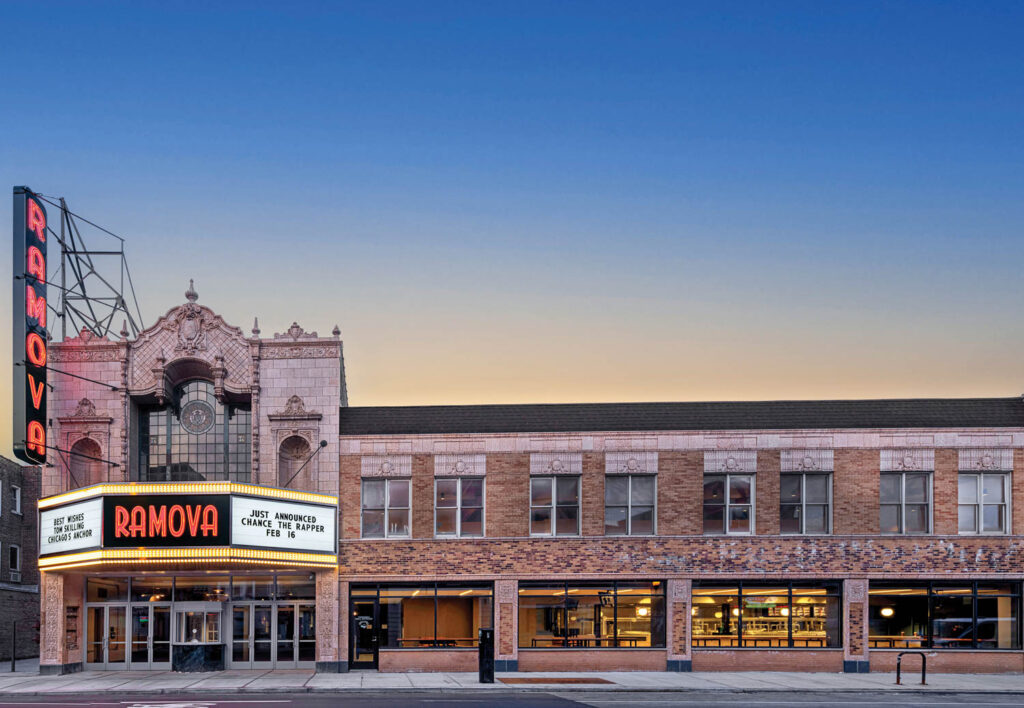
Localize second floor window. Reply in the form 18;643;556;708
880;472;931;534
435;477;484;537
703;474;753;534
958;473;1009;534
530;476;580;536
605;475;655;535
780;473;831;534
11;485;21;514
9;544;20;573
362;479;411;538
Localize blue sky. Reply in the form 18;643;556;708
2;1;1023;454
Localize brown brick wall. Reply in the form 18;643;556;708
340;455;361;539
848;602;865;656
379;649;477;672
518;649;664;672
486;454;529;537
581;453;605;537
658;452;702;535
933;448;959;535
757;450;781;535
338;535;1024;577
834;450;879;534
694;650;843;672
499;603;514;655
0;590;39;660
412;454;434;539
870;650;1023;674
672;601;687;655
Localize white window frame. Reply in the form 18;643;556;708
780;472;832;535
434;477;485;538
958;472;1010;535
9;544;20;573
879;471;933;534
360;478;411;538
529;476;581;537
703;473;755;535
12;485;21;515
604;474;657;536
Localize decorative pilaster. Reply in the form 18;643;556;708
666;579;692;671
843;579;869;673
495;579;518;671
315;569;341;672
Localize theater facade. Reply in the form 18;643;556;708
36;286;1024;674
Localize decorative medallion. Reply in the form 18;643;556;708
181;400;216;435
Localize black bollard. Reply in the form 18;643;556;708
478;628;494;683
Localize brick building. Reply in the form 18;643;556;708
35;286;1023;674
0;455;40;661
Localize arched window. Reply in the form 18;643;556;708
139;380;251;482
279;435;312;489
69;438;104;489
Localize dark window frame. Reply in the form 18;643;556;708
691;579;843;649
869;581;1022;650
518;580;667;649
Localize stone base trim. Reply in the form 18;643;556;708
666;659;692;672
495;659;518;672
843;660;870;673
316;660;347;673
39;662;82;676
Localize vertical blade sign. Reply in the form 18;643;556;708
12;186;47;465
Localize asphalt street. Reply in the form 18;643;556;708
1;692;1024;708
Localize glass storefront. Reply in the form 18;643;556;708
84;573;316;670
518;581;666;648
692;581;842;648
349;583;494;670
869;582;1021;649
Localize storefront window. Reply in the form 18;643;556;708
354;583;494;649
276;575;316;600
176;610;220;643
131;577;171;603
519;581;665;648
174;577;230;602
870;582;1020;649
87;577;129;602
692;581;841;648
231;576;274;601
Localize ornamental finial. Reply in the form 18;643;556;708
185;279;198;302
252;317;261;336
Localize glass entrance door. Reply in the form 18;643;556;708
86;605;128;670
228;602;316;668
129;605;172;670
350;600;378;669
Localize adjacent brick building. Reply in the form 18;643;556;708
0;455;40;661
34;286;1024;674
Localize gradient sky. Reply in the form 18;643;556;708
2;1;1023;456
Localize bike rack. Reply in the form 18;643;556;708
895;651;926;685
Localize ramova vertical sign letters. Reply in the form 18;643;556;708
12;186;48;465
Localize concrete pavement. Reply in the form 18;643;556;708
0;667;1021;695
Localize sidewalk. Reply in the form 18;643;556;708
0;668;1021;695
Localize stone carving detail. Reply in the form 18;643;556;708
959;449;1013;471
50;345;121;363
361;455;413;478
435;454;486;476
846;579;867;603
495;580;517;604
530;453;582;476
781;449;834;473
274;322;319;340
268;395;322;421
704;450;756;474
605;451;658;475
62;327;110;345
261;345;336;359
881;449;934;472
129;287;251;393
72;398;97;417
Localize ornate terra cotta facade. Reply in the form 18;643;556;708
35;284;1024;676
